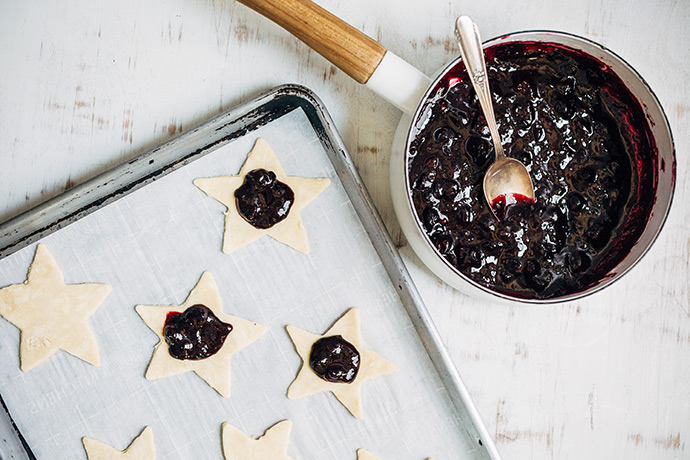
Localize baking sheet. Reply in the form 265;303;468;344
0;102;482;459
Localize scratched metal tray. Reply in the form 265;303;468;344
0;85;501;460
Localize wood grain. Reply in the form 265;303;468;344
237;0;386;84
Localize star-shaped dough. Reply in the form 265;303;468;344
286;308;398;419
357;449;432;460
357;449;381;460
135;271;267;397
0;244;111;371
82;426;155;460
194;138;330;254
221;420;293;460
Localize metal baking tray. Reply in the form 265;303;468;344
0;85;501;460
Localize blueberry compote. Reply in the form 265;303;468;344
407;42;657;299
309;335;360;383
163;304;233;360
235;168;294;229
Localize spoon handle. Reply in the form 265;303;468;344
455;16;505;160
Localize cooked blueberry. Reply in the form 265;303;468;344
424;155;441;170
456;246;481;269
532;123;546;142
513;104;533;129
566;250;592;274
465;136;492;167
585;222;612;250
422;206;447;232
453;204;472;226
434;178;460;201
432;233;455;254
413;170;437;190
514;150;532;166
523;258;541;276
433;127;455;143
578;166;597;186
554;97;578;118
503;257;523;275
567;193;587;212
525;269;553;292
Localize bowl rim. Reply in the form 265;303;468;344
402;29;677;304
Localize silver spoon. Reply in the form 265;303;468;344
454;16;535;218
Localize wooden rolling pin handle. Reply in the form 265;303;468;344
236;0;387;84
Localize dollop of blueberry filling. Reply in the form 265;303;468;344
309;335;360;383
163;304;233;360
235;168;294;229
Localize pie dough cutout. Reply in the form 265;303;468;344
135;271;267;397
194;138;330;254
0;244;111;371
221;420;293;460
357;449;432;460
357;449;381;460
82;426;155;460
286;308;399;419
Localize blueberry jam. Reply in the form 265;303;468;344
309;335;360;383
235;168;294;229
163;304;233;360
407;42;657;299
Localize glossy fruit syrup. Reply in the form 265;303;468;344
407;41;657;299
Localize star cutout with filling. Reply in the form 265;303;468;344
82;426;155;460
357;449;432;460
135;271;267;397
221;420;293;460
194;138;330;254
286;308;398;419
0;244;111;371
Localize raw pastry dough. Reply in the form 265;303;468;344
357;449;381;460
0;243;111;371
82;426;155;460
286;308;398;419
194;138;330;254
135;271;266;397
221;420;293;460
357;449;432;460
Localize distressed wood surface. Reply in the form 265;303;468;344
0;0;688;459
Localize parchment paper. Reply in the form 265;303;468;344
0;108;476;459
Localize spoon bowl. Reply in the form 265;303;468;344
483;157;536;217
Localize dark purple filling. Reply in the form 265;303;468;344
407;41;657;299
309;335;360;383
235;168;294;229
163;304;233;360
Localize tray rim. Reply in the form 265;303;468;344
0;84;502;460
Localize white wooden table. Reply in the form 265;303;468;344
1;1;688;459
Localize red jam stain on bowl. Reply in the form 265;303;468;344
407;41;658;299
